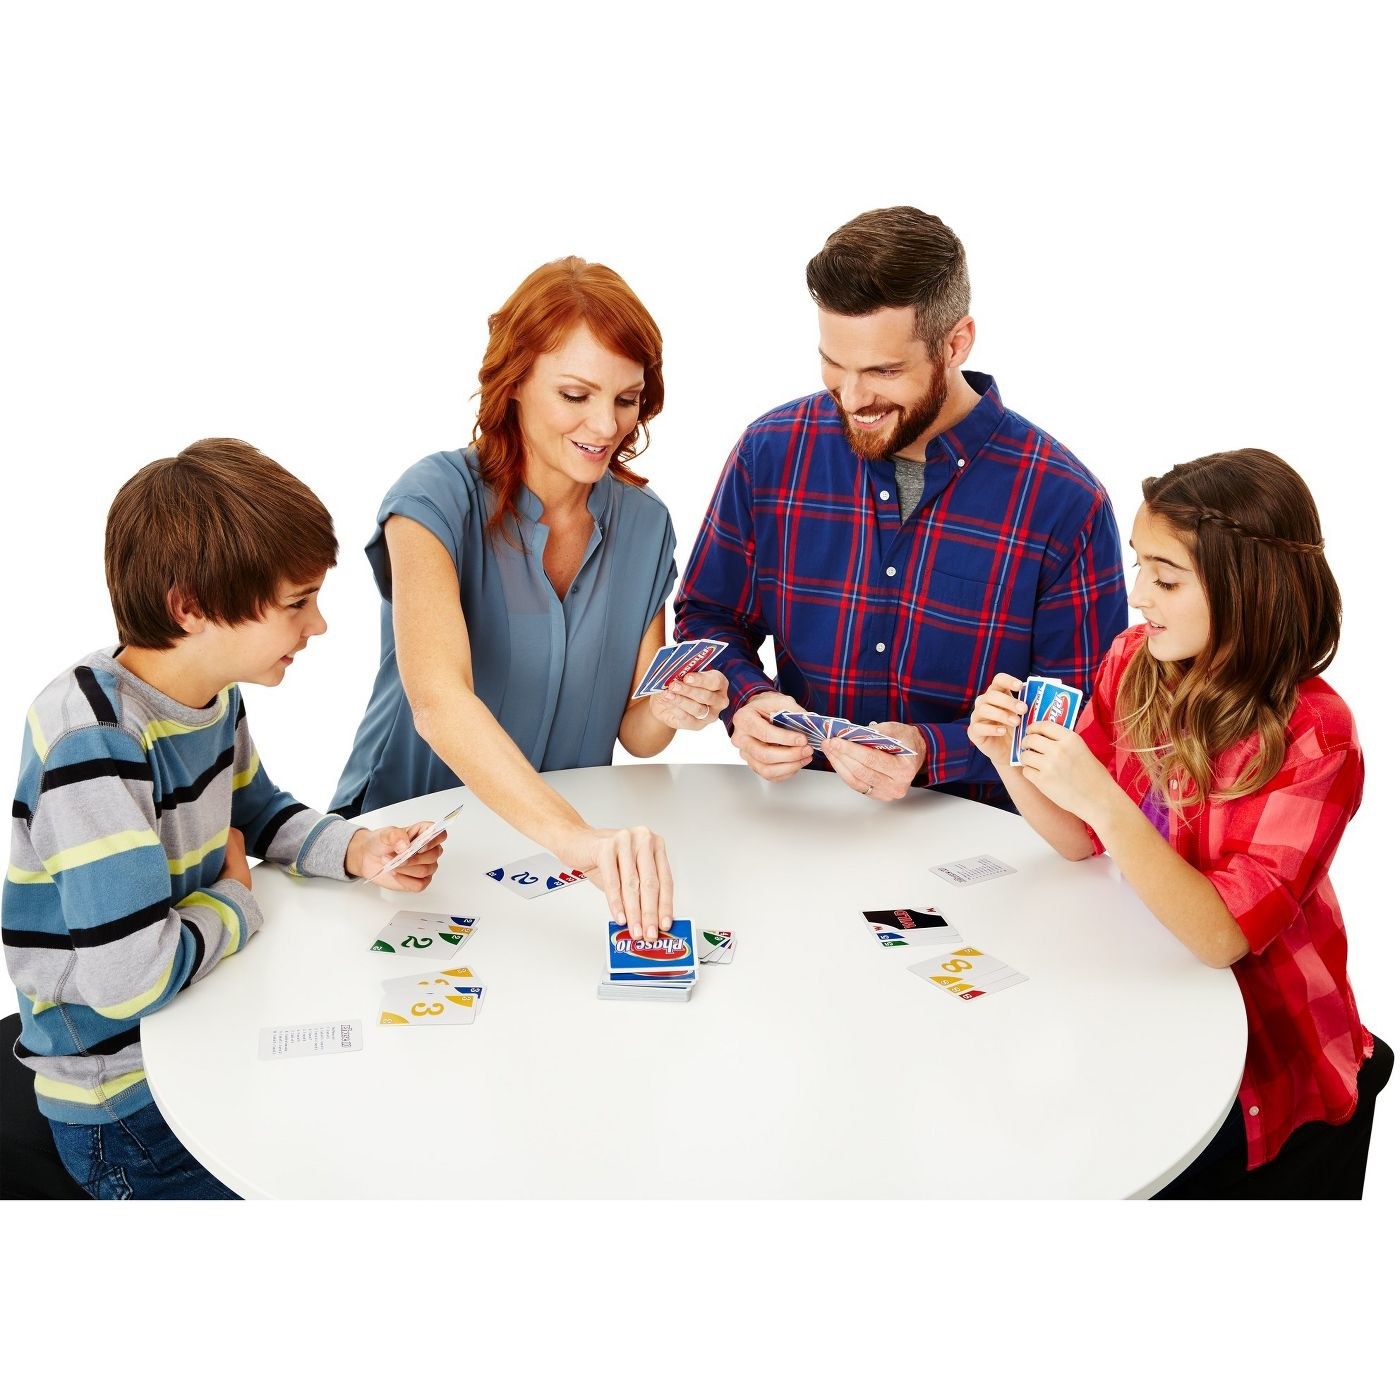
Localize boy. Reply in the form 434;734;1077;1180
3;438;445;1199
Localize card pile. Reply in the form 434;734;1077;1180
370;910;478;957
359;803;462;884
485;852;588;897
598;919;698;1002
1009;677;1084;766
861;906;961;950
771;711;916;756
379;968;485;1025
907;946;1028;1000
631;638;729;699
698;929;735;964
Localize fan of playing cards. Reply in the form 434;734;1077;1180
1009;676;1083;765
771;710;917;756
631;638;728;698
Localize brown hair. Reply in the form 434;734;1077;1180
1117;448;1340;808
805;206;971;353
472;257;664;538
105;437;339;649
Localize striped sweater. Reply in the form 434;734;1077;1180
3;648;355;1124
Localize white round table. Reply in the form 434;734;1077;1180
141;763;1246;1198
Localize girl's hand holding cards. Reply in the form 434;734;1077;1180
967;673;1029;769
1013;721;1118;821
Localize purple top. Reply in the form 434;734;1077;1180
1140;784;1171;840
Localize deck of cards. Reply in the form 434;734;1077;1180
379;968;485;1025
598;919;698;1002
771;711;916;756
1010;676;1084;765
631;638;729;699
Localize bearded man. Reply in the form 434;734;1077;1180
674;206;1127;808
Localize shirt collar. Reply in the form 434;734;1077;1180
919;370;1004;470
517;471;615;526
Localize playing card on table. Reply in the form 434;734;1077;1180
485;852;588;898
258;1020;363;1060
908;946;1028;1000
698;929;735;964
631;638;729;698
930;854;1017;886
358;803;462;883
860;906;962;949
382;970;485;1002
378;978;482;1026
1010;677;1083;766
369;910;479;957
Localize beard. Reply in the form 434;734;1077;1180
838;356;949;460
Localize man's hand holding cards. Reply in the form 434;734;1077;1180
817;717;927;801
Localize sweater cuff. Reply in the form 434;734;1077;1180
293;814;358;881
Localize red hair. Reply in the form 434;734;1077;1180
472;257;665;538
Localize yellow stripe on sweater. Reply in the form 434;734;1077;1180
231;749;261;791
178;890;243;957
7;863;53;885
166;828;230;876
94;957;176;1019
139;688;229;747
27;706;51;762
40;828;162;877
34;1068;148;1106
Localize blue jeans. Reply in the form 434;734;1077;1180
49;1099;241;1200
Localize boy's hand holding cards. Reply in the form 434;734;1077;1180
631;638;728;698
356;803;462;884
1010;677;1083;766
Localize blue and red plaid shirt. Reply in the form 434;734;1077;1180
674;373;1128;807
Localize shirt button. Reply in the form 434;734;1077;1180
879;490;890;501
875;642;886;653
957;457;966;468
885;566;896;577
1248;1106;1260;1117
571;585;580;594
1169;779;1178;790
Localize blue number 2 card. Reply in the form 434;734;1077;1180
485;851;589;898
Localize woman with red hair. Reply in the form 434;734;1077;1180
333;258;723;939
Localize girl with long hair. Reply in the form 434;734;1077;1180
970;449;1386;1196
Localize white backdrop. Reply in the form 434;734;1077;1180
2;0;1392;1383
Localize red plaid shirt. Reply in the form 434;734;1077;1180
1079;626;1372;1169
675;375;1127;807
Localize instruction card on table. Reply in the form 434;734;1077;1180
258;1020;364;1060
